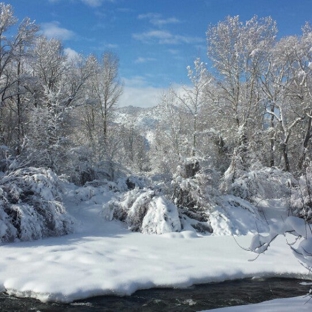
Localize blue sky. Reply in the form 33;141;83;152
6;0;312;107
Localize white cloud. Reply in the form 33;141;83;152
64;47;80;60
122;76;149;88
138;13;161;20
173;35;204;44
41;21;75;41
133;30;172;43
81;0;114;7
118;76;166;108
168;49;179;55
133;30;204;45
134;57;156;64
152;17;180;27
118;78;188;108
81;0;102;7
106;43;118;49
49;0;114;7
119;86;164;108
135;13;201;45
89;41;119;52
138;13;180;27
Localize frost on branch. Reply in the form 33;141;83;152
0;167;76;243
103;188;181;235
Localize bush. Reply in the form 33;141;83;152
0;167;76;243
103;188;181;234
222;167;294;201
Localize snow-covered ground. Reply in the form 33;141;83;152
0;183;311;310
202;295;312;312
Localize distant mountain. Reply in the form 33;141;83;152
114;104;184;146
117;105;145;116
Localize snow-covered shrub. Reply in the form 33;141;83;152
141;196;181;234
103;188;181;234
172;159;218;218
290;162;312;221
221;167;295;201
0;167;76;243
116;175;151;192
209;195;269;235
64;146;97;185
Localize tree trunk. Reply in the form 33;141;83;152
16;60;22;155
269;105;275;167
281;142;290;172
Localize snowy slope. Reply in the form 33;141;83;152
0;184;310;303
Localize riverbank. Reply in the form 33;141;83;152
0;213;310;303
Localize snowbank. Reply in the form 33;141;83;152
202;296;312;311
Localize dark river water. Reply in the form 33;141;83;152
0;278;310;312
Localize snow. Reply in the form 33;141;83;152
210;195;269;235
0;224;309;304
0;181;311;310
201;296;312;312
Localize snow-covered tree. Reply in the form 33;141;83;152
78;52;123;180
206;16;277;169
85;53;123;144
0;4;38;158
173;58;210;157
22;38;93;177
